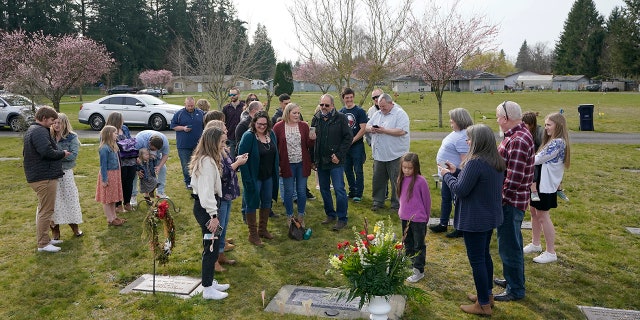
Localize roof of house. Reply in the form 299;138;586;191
553;75;588;81
454;70;503;80
516;75;553;81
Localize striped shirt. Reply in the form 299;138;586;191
498;122;534;211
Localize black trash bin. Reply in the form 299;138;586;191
578;104;594;131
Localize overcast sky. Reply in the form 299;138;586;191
234;0;625;64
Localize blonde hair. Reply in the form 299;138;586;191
99;125;118;152
196;99;210;112
138;148;150;162
106;112;124;129
189;127;225;177
282;103;300;123
51;113;75;139
542;112;571;169
204;120;226;131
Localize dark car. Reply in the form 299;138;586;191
585;84;601;92
107;85;138;94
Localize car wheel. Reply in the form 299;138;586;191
149;114;167;131
89;114;105;131
8;115;27;132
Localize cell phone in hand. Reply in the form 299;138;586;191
309;127;316;134
372;125;380;128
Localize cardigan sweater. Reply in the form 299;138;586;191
272;121;313;178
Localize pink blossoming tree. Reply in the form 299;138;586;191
0;30;113;111
293;60;335;94
139;69;173;96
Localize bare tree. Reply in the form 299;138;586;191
189;18;259;110
405;0;498;127
166;36;188;81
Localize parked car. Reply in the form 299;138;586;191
0;93;42;131
78;94;183;131
107;85;138;94
586;84;601;92
138;88;169;97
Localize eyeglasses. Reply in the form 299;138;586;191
228;93;237;97
319;103;331;107
371;95;380;101
247;98;258;102
501;101;509;120
256;122;268;127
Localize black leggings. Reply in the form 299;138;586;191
117;165;137;206
193;197;221;287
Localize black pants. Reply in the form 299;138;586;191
402;220;427;273
193;198;220;287
117;165;137;206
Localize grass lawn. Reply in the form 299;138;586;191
0;90;639;319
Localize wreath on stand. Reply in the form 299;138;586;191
142;198;179;265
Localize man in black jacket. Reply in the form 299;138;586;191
23;106;70;253
311;94;353;230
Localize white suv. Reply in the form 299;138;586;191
0;92;41;131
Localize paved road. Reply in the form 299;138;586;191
1;128;638;144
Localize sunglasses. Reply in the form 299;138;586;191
228;93;238;97
319;103;331;107
371;95;380;101
501;101;509;120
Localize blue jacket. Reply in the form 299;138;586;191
238;130;279;209
443;158;504;232
99;145;120;182
58;133;80;171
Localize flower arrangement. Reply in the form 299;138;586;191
328;219;413;308
142;199;176;265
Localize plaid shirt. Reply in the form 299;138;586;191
498;122;534;211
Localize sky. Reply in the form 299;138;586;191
234;0;626;64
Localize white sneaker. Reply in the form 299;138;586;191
211;279;230;292
523;243;542;254
38;244;61;252
533;251;557;264
406;268;425;283
202;286;228;300
49;239;63;245
130;197;138;206
156;194;170;199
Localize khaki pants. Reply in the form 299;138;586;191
30;179;57;247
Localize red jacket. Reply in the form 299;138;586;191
273;121;314;178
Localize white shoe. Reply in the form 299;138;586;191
523;243;542;254
531;192;541;201
533;251;557;264
130;197;138;206
156;194;170;199
38;244;61;252
406;268;424;283
211;279;230;292
50;239;64;245
202;286;228;300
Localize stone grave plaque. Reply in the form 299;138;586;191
626;227;640;235
579;306;640;320
522;221;532;230
0;157;20;161
428;217;453;226
265;285;405;319
120;274;202;299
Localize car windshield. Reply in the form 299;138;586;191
1;94;34;106
137;95;168;105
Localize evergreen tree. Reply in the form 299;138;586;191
250;24;277;81
553;0;605;77
602;3;640;78
515;40;532;71
0;0;76;35
273;62;293;96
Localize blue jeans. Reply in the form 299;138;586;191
497;205;525;299
131;163;166;196
226;139;237;159
283;162;307;217
247;177;273;212
345;142;365;198
402;220;426;273
317;166;348;222
177;148;194;187
439;179;454;226
217;199;232;253
464;229;495;305
280;177;297;201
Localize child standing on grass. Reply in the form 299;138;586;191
95;125;126;226
137;148;159;205
396;152;431;283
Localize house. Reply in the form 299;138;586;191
552;75;590;91
391;75;431;93
504;71;541;89
171;75;252;93
515;74;553;90
449;70;504;92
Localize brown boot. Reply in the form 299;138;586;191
224;242;235;252
69;224;83;237
258;208;274;239
246;212;263;246
460;301;492;316
467;293;495;307
218;252;236;265
215;261;226;272
50;224;60;240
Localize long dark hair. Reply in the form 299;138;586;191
396;152;422;201
462;124;506;172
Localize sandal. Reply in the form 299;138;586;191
108;218;126;226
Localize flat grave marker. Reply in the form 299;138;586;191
120;274;202;299
579;305;640;320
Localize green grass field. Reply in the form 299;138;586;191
0;91;638;319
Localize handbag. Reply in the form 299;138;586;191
117;137;138;158
288;217;305;241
